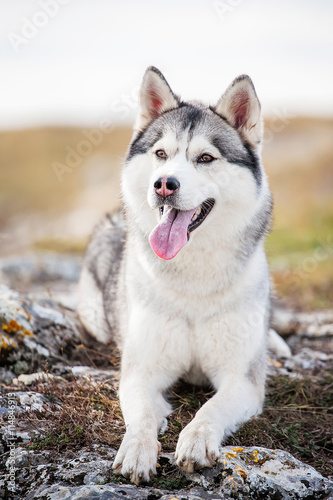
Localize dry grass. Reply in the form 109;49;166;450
13;369;332;478
263;117;333;309
0;126;131;224
23;377;124;452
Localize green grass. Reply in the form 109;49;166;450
266;207;333;310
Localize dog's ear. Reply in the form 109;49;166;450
214;75;262;147
135;66;179;132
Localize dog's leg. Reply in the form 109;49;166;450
112;338;174;484
175;373;264;472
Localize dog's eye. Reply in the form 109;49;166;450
198;154;214;163
156;150;167;159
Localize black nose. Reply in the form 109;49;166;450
154;177;180;197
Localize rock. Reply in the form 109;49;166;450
2;423;41;444
13;372;67;386
0;390;60;419
13;372;53;386
71;365;118;382
26;483;220;499
273;308;333;338
11;446;333;499
0;253;81;288
267;346;333;377
26;484;166;500
11;391;53;412
0;367;15;385
0;284;82;371
192;446;333;499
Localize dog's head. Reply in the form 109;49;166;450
122;67;271;261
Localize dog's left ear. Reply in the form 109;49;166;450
135;66;179;132
215;75;262;147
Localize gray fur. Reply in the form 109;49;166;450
84;211;125;336
128;103;261;184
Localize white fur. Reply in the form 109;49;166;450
113;123;270;483
77;267;110;344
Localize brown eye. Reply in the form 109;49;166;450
156;150;167;159
198;154;214;163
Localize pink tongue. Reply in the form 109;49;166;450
149;207;198;260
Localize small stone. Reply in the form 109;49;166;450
0;367;15;384
83;472;108;485
13;373;54;386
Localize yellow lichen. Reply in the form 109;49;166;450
21;329;34;337
1;318;33;344
235;466;247;480
0;333;17;350
2;319;22;333
226;476;235;487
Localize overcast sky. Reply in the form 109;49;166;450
1;0;333;129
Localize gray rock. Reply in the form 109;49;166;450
13;372;66;386
273;308;333;338
268;346;333;377
0;367;15;384
56;455;113;485
0;285;82;371
12;391;51;412
192;446;333;498
26;483;164;500
4;445;333;499
26;483;225;499
0;253;81;288
71;365;118;382
0;390;56;423
2;423;41;444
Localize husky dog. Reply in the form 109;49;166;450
78;67;289;485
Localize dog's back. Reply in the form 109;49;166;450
77;211;125;345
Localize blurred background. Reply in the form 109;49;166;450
0;0;332;310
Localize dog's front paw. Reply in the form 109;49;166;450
175;420;221;473
113;432;160;485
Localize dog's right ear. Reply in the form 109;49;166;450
134;67;179;132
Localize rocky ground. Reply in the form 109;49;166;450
0;253;332;500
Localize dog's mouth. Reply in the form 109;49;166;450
149;198;215;260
